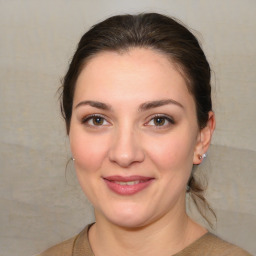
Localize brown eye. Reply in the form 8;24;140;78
146;115;175;128
82;115;110;127
153;117;166;126
92;116;104;126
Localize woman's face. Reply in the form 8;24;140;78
69;48;203;228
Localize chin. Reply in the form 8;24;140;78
108;215;150;229
99;203;155;229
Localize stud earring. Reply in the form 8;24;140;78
71;157;75;161
198;153;207;160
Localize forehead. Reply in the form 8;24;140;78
81;48;183;79
74;48;194;110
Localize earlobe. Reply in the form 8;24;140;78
193;111;215;165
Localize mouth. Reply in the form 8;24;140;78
111;180;141;185
103;175;154;195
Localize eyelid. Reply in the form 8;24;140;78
81;114;111;126
145;114;175;127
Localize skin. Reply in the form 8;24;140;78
69;48;215;256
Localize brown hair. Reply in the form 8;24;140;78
60;13;215;227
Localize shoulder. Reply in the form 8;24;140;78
201;233;252;255
37;224;92;256
37;236;77;256
176;232;252;256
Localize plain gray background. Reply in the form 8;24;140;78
0;1;255;255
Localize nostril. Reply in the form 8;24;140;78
108;146;145;167
108;131;145;167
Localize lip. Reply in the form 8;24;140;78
103;175;154;195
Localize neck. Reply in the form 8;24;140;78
89;199;206;256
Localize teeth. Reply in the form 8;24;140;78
114;180;140;185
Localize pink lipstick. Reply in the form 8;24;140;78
103;175;154;195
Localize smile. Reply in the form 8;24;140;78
113;180;141;185
103;176;154;195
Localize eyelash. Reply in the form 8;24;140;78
145;114;175;128
81;114;110;127
81;114;175;128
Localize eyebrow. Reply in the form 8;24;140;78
138;99;184;111
75;100;111;110
75;99;183;111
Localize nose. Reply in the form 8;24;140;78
108;127;145;168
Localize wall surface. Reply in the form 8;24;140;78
0;1;255;255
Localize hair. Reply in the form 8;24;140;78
60;13;215;227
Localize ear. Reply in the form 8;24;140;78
193;111;216;164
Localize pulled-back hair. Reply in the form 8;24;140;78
60;13;215;227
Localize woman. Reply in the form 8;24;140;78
39;13;251;256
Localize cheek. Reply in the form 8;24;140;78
145;131;196;172
69;128;109;172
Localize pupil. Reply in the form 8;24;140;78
154;117;165;126
93;117;103;125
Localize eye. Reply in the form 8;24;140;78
82;114;110;127
146;115;174;127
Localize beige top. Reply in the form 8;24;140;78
38;224;252;256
